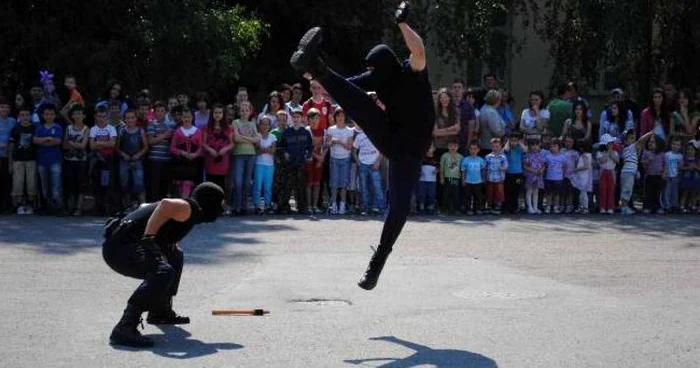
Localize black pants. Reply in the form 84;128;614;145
643;175;665;211
148;161;171;201
102;224;183;312
443;179;461;214
504;173;523;213
319;68;424;252
463;183;484;212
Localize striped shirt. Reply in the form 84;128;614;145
621;144;639;173
147;120;176;162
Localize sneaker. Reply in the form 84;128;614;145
606;209;614;215
16;206;25;215
643;209;651;214
73;209;83;217
329;203;338;215
313;207;323;214
265;207;276;215
544;206;551;214
289;27;329;78
24;206;34;215
338;202;346;215
535;209;543;214
553;206;562;214
306;207;314;215
656;209;665;215
527;208;537;215
467;210;475;216
254;208;264;215
621;207;634;215
580;208;589;215
600;209;606;215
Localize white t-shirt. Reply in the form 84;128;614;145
89;124;118;140
353;132;379;165
325;125;354;159
520;108;551;130
255;134;277;166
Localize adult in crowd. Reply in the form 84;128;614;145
519;90;549;141
193;91;210;129
450;79;476;153
546;84;572;138
640;88;672;143
479;90;505;156
497;89;515;135
562;101;592;144
600;101;634;143
672;88;699;141
95;81;129;117
475;73;499;109
433;88;460;159
566;82;592;119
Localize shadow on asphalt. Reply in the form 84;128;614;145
0;216;297;264
344;336;498;368
111;325;243;359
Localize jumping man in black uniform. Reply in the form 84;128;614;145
290;1;435;290
102;182;225;347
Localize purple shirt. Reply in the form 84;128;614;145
563;149;580;179
642;150;665;176
545;152;567;181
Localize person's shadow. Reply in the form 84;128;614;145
344;336;498;368
112;325;243;359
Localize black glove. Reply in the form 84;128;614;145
395;1;411;24
140;235;165;263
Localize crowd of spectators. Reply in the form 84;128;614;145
0;72;699;217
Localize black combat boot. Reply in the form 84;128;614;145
109;305;154;347
358;246;392;291
146;298;190;325
289;27;329;79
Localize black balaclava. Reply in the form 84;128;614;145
189;182;225;223
365;44;402;96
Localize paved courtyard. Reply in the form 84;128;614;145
1;214;698;367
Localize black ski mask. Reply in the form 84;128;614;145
189;182;225;223
365;44;402;96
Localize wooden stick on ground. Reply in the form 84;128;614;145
212;309;270;316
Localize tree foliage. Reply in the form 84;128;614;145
0;0;267;102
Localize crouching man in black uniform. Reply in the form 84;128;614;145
103;182;225;347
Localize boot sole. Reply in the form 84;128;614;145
358;280;377;290
109;337;155;348
146;319;190;325
290;27;322;72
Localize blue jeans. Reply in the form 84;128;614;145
664;176;680;209
330;157;351;189
253;164;275;209
119;160;145;194
38;163;62;204
233;154;256;210
359;163;385;210
416;181;437;209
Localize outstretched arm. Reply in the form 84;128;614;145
399;23;426;72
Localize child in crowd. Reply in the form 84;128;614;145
572;141;593;214
108;100;124;128
279;108;313;213
62;105;89;215
417;144;439;214
136;104;152;127
544;138;567;214
562;136;580;213
90;106;119;215
440;138;464;215
272;109;291;213
325;108;354;215
0;98;16;212
64;75;85;106
33;104;64;212
597;134;620;214
679;142;698;213
503;133;526;213
524;139;545;214
354;124;385;215
170;107;203;198
232;101;259;215
203;103;234;204
663;136;684;213
485;138;508;214
147;102;176;201
305;108;324;214
117;109;148;210
252;115;277;214
619;130;653;215
8;106;36;214
642;136;666;214
461;141;486;215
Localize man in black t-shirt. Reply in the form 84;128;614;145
290;1;434;290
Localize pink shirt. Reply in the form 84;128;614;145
170;126;204;158
204;125;233;176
